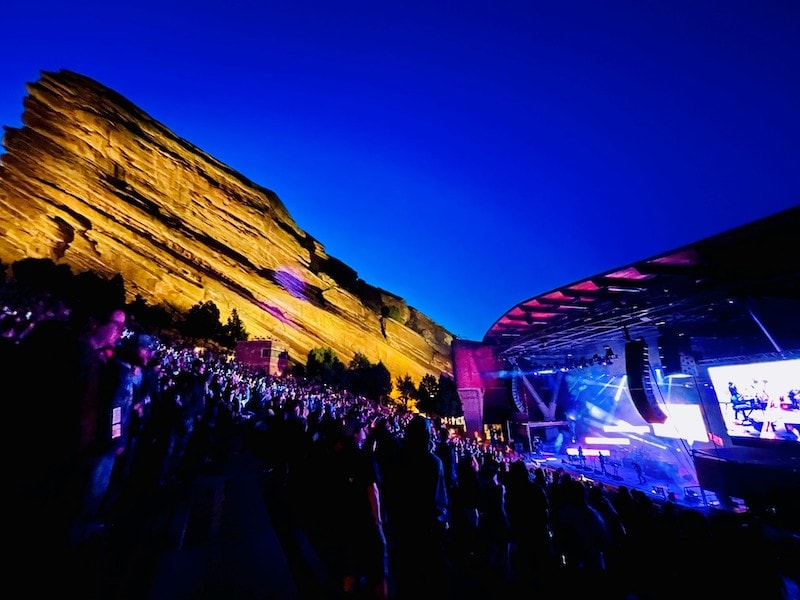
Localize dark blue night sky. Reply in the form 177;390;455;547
2;0;797;341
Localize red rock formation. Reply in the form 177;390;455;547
0;70;453;383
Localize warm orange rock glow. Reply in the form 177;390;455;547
0;70;453;383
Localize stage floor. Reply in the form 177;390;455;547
523;452;733;512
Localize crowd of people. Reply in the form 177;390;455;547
2;285;795;599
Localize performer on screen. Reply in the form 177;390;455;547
729;381;751;421
760;395;783;439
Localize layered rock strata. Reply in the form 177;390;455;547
0;70;453;383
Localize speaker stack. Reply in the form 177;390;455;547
625;338;668;424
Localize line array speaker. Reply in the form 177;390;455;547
625;338;668;424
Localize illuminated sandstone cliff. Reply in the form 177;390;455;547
0;69;453;383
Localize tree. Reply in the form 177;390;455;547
380;304;403;322
181;300;223;341
221;308;248;347
290;362;306;379
126;294;178;331
434;374;463;418
306;346;345;386
68;270;126;318
348;352;372;371
12;257;72;295
346;353;393;401
395;374;417;409
416;373;439;415
369;361;393;402
346;352;373;396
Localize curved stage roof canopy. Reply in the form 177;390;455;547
484;206;800;368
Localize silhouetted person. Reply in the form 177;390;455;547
476;457;510;585
389;415;449;597
552;479;610;595
434;422;457;496
316;411;388;599
114;334;163;504
504;459;552;592
169;358;210;482
85;330;143;527
366;415;403;550
7;303;126;593
450;453;481;569
588;484;627;596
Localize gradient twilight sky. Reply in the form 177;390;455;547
1;1;798;342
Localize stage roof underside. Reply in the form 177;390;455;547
483;206;800;365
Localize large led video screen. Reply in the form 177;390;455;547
706;358;800;444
